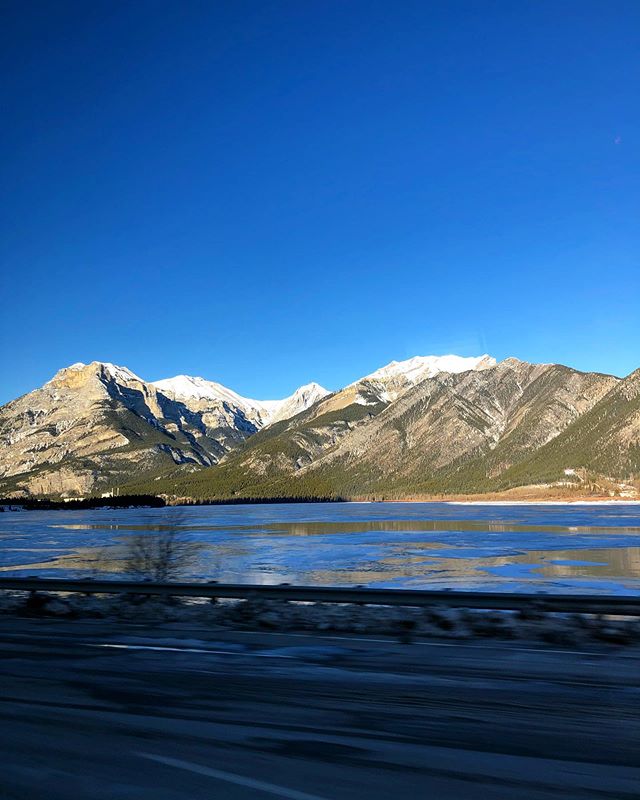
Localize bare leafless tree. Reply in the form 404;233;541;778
123;511;198;582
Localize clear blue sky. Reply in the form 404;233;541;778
1;0;638;404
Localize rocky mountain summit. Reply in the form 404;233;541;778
1;354;638;499
350;354;497;403
0;362;327;496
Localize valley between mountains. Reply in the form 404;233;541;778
1;355;639;501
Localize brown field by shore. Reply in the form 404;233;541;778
347;483;639;504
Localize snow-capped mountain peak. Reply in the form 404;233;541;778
152;375;256;408
266;382;330;424
349;354;496;404
152;375;329;427
365;354;496;385
100;362;145;384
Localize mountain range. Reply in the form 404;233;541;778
1;354;638;500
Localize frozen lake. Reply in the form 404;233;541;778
1;502;640;594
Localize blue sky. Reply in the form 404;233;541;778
1;0;638;404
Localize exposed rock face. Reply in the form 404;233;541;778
0;362;327;496
0;362;218;495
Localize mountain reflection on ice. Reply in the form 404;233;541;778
1;502;640;594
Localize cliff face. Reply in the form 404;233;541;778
0;362;263;496
0;364;198;495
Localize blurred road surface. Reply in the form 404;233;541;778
1;618;639;799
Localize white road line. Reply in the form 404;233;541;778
137;752;332;800
88;643;292;658
86;637;610;658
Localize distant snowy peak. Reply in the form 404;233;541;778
290;382;330;403
364;354;496;384
152;375;256;409
351;354;497;404
268;382;330;424
152;375;329;427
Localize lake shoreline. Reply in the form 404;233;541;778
3;489;638;511
171;495;640;507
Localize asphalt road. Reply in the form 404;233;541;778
1;617;639;799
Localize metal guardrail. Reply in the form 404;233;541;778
0;577;639;615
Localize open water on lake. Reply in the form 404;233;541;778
1;502;640;593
